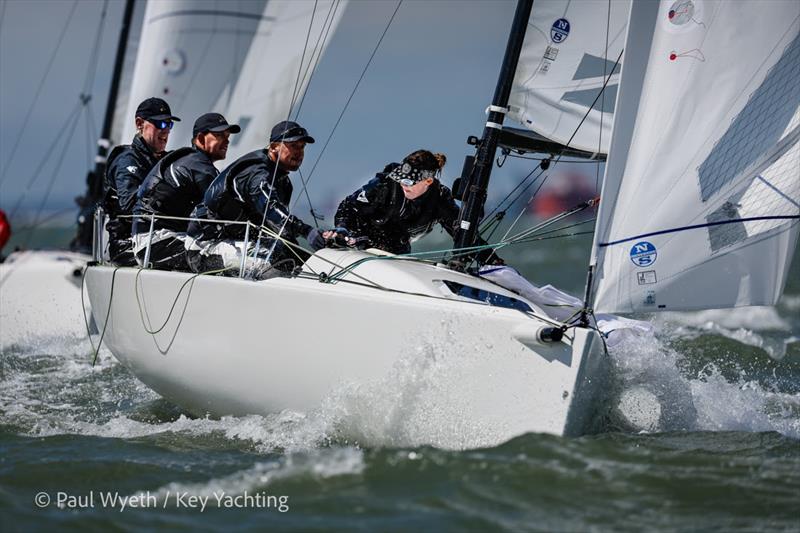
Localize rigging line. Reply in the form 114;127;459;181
12;207;77;233
87;106;99;159
483;49;624;242
480;164;546;229
292;0;339;118
599;215;800;247
303;0;403;186
0;0;80;186
6;101;83;219
480;164;546;232
288;0;319;116
596;0;611;196
288;0;343;221
258;0;325;266
293;0;341;121
506;216;596;245
81;0;109;94
296;169;320;230
514;230;595;244
23;106;85;248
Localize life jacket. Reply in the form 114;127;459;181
134;147;198;233
204;149;273;236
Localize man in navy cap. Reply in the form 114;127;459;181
131;112;241;270
102;97;180;265
186;120;336;277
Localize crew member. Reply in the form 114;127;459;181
186;120;335;278
132;113;240;270
102;97;180;265
335;149;503;265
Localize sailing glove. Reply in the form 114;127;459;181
306;228;327;251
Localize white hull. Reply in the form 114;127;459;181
85;249;608;440
0;250;92;349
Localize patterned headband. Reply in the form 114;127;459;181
387;162;436;185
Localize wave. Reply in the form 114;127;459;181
2;317;799;455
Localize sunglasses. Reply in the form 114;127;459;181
400;177;433;187
147;119;174;130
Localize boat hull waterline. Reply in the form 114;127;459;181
85;249;608;442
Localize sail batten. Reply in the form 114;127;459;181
590;0;800;314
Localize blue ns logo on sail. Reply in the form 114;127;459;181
630;242;658;267
550;19;570;43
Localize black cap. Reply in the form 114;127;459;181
192;112;241;138
135;97;181;121
269;120;315;143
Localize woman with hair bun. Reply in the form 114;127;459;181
334;149;502;264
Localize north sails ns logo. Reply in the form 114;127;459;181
629;241;657;267
550;18;570;43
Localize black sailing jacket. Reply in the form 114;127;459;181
103;135;160;217
335;171;461;254
188;148;311;242
132;146;218;234
335;169;501;264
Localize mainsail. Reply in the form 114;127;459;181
507;0;630;155
591;0;800;313
122;0;345;160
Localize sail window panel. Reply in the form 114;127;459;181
572;53;622;81
705;197;747;253
697;33;800;202
560;84;618;114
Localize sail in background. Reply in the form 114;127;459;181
508;0;630;154
591;0;800;313
121;0;345;162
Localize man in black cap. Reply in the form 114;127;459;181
102;97;180;265
185;120;336;277
131;113;240;270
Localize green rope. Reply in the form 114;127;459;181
134;266;232;336
79;265;122;367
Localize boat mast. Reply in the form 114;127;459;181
72;0;136;252
452;0;534;266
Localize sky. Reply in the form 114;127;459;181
0;0;593;229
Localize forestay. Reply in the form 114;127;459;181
122;0;345;160
591;0;800;313
508;0;630;154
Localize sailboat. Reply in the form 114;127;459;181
83;0;799;443
0;0;344;348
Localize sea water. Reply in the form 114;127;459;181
1;232;798;531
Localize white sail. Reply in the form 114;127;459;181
591;0;800;313
219;0;346;162
508;0;630;154
123;0;345;157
